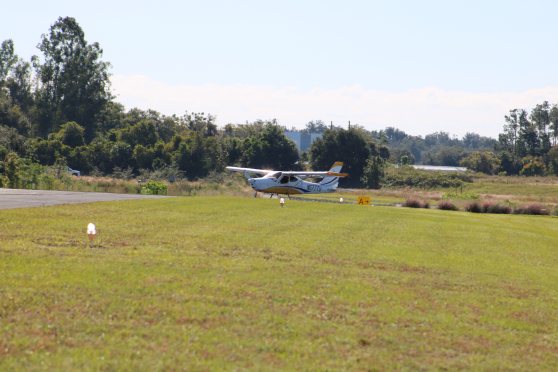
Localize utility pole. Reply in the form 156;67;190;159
349;121;351;130
330;121;333;130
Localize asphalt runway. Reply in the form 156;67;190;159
0;189;171;210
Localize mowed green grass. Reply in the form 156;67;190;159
463;182;558;198
450;177;558;199
2;197;558;371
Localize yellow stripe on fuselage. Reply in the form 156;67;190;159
260;187;304;195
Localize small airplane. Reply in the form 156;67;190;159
226;162;353;198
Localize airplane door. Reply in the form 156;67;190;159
289;176;302;194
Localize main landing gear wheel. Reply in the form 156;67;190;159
254;191;258;198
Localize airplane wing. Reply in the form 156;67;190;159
282;171;349;177
226;167;348;177
226;166;272;175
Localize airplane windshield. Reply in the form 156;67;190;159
267;172;282;180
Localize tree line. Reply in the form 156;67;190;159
290;120;498;168
494;102;558;175
296;105;558;177
0;17;304;181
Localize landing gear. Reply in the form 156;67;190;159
270;194;273;199
254;191;258;198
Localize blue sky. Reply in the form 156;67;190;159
2;0;558;136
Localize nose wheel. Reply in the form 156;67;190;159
254;191;258;198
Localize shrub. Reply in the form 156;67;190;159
514;203;549;215
442;192;479;200
459;151;501;174
481;201;494;213
382;168;472;189
437;200;458;211
403;197;428;208
475;201;512;214
465;201;482;213
519;156;546;177
142;180;168;195
487;204;512;214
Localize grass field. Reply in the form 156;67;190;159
461;177;558;200
26;172;558;208
292;176;558;207
2;197;558;371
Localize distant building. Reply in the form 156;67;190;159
411;165;467;173
284;132;323;152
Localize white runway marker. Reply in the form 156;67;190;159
87;223;96;248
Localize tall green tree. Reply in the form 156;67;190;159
460;151;500;174
6;59;34;115
33;17;112;140
516;109;537;157
235;125;299;170
301;120;328;134
530;102;551;136
183;112;218;137
361;155;386;189
54;121;85;148
310;128;385;186
503;109;520;154
0;39;18;86
530;101;551;155
549;104;558;146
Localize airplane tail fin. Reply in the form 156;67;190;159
320;162;343;187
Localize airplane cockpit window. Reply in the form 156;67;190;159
279;176;289;184
289;176;299;182
267;172;282;180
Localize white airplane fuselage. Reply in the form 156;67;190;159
249;173;339;195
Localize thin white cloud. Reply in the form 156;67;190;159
111;75;558;138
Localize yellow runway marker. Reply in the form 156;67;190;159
358;196;370;205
